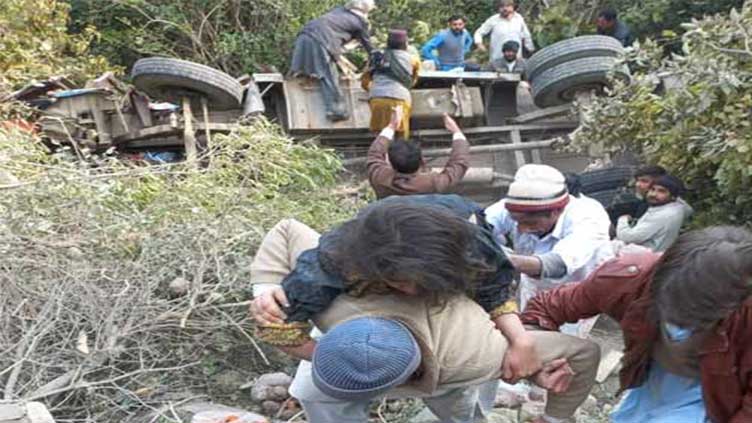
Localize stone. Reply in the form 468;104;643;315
269;385;289;401
25;402;55;423
0;404;25;421
169;277;190;296
581;395;598;414
257;372;292;387
192;410;268;423
518;401;546;422
486;408;518;423
251;385;270;402
261;400;280;415
277;400;302;420
494;387;527;408
596;350;624;383
409;407;439;423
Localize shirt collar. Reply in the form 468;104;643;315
549;196;573;240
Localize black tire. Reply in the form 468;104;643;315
532;57;630;108
131;58;243;110
578;166;634;194
527;35;624;82
586;188;621;208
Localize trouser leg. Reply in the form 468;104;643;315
420;380;497;423
320;60;348;119
290;360;371;423
249;219;321;285
528;330;601;419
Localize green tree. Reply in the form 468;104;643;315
0;0;113;93
571;3;752;225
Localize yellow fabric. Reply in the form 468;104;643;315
255;322;312;347
361;55;421;139
368;98;411;137
488;299;519;319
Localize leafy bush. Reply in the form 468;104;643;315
571;4;752;226
0;119;366;421
0;0;114;93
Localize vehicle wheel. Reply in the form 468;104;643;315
578;166;634;194
531;57;630;108
131;58;243;110
527;35;624;82
586;188;621;208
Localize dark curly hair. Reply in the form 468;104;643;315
323;202;492;303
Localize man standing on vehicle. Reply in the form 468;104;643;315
289;0;376;121
420;15;479;71
474;0;535;63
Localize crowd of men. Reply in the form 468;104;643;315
242;2;752;423
292;0;632;122
249;110;744;423
248;151;752;422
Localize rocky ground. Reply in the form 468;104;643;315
166;317;625;423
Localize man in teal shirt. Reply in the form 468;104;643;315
421;15;479;71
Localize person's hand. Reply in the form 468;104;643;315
502;333;542;383
476;43;487;52
443;113;461;134
249;286;289;325
531;358;575;394
389;105;403;130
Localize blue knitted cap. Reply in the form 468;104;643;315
312;317;421;401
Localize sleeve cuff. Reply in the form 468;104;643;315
255;322;312;347
452;132;466;141
489;300;519;319
379;127;395;140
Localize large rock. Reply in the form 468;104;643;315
0;402;55;423
179;402;268;423
487;408;519;423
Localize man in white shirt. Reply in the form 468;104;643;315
485;164;612;337
474;0;535;63
616;174;693;252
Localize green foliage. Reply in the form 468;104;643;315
618;0;745;47
572;4;752;225
0;0;114;93
67;0;498;75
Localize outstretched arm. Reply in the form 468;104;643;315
431;114;470;192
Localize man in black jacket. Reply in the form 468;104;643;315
290;0;375;121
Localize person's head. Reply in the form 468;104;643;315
596;8;618;31
497;0;515;17
324;202;491;300
646;174;684;206
387;29;408;50
651;226;752;332
448;15;466;34
345;0;377;14
634;165;667;198
388;138;421;173
312;317;422;400
505;164;569;236
502;40;520;62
